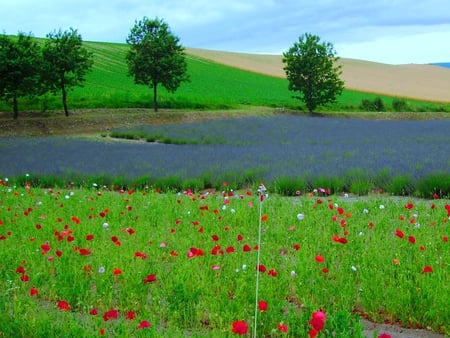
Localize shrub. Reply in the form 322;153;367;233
416;173;450;198
392;98;408;112
273;176;306;196
359;97;385;111
388;175;415;196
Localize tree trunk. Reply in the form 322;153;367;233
62;82;69;116
13;95;18;119
153;83;158;112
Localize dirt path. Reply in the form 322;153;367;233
361;319;446;338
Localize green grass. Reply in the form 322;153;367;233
1;40;450;114
0;183;448;337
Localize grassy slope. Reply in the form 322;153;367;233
1;40;449;114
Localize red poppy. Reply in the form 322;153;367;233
268;269;278;277
113;268;122;275
408;235;416;244
243;244;251;252
315;255;325;263
134;251;148;259
78;248;91;256
103;309;119;321
422;266;433;273
212;234;219;241
443;236;448;242
231;321;248;335
137;320;151;329
90;308;98;315
405;203;414;209
237;234;243;241
86;234;94;241
226;246;235;253
395;229;404;239
309;310;326;331
57;300;71;312
257;265;267;273
30;287;38;297
258;300;268;312
378;334;392;338
71;216;80;224
143;274;157;283
20;275;30;282
125;311;136;320
261;214;268;222
278;322;288;332
293;244;301;251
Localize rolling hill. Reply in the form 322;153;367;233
186;48;450;103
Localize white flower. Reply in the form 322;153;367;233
290;270;297;277
363;208;369;214
351;266;357;272
222;205;227;210
344;193;349;198
98;266;105;274
102;222;109;229
242;264;247;270
65;195;70;199
92;183;98;187
297;213;305;221
230;208;236;214
379;205;385;209
358;232;364;236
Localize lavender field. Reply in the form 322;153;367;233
1;115;449;184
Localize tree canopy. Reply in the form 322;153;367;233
283;33;344;112
0;33;41;119
41;28;93;116
126;17;189;112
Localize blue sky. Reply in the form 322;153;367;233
1;0;449;64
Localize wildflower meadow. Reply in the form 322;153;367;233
0;179;448;337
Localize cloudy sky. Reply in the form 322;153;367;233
1;0;449;64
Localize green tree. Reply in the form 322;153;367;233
0;33;41;119
126;17;189;112
283;33;344;112
41;28;93;116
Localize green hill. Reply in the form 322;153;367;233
1;40;449;114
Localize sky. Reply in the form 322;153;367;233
1;0;450;65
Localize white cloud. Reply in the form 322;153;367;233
1;0;449;64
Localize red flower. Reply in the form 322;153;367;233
231;321;248;335
378;334;392;338
90;308;98;315
143;274;157;283
257;264;266;273
226;246;235;253
278;322;288;332
422;266;433;273
242;244;251;252
237;234;243;241
79;248;91;256
443;236;448;242
134;251;148;259
86;234;94;241
309;310;326;331
258;300;268;312
71;216;80;224
137;320;151;329
408;235;416;244
103;309;119;321
293;244;301;251
261;214;268;222
211;234;219;241
395;229;404;239
315;255;325;263
20;274;30;282
268;269;278;277
30;287;38;297
40;242;51;254
113;268;122;275
125;311;136;320
57;300;71;312
404;203;414;210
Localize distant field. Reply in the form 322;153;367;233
1;40;450;114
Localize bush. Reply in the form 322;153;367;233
360;97;385;111
416;173;450;198
273;176;306;196
388;175;415;196
392;98;408;112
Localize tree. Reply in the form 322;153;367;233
41;28;93;116
0;32;41;119
283;33;344;112
126;17;189;112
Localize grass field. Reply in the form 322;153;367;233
0;183;448;337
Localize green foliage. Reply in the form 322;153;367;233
283;33;345;112
41;28;94;116
392;98;408;112
359;97;385;111
389;175;415;196
416;173;450;198
0;33;42;118
126;17;189;112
